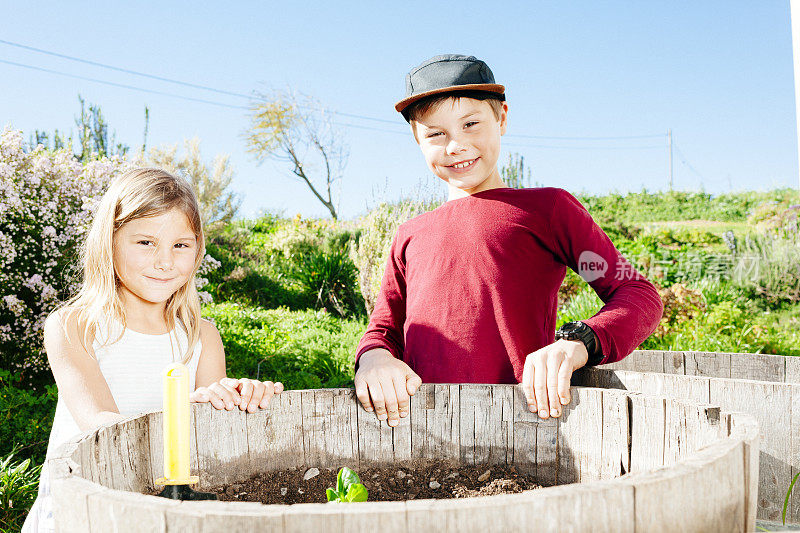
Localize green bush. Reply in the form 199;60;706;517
639;281;800;355
557;288;603;328
556;279;796;356
557;269;588;310
597;220;642;243
555;278;800;356
204;221;305;309
203;303;365;389
352;200;439;315
753;306;800;356
293;245;363;318
580;189;800;224
0;371;57;466
748;201;800;236
641;300;768;354
205;214;364;318
692;278;753;309
730;233;800;305
0;447;42;532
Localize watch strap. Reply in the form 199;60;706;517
556;321;604;366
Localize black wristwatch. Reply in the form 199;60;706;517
555;321;604;366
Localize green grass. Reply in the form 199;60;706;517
3;187;800;527
642;220;750;236
203;303;366;390
0;447;42;532
579;188;800;224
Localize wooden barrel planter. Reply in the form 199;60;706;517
48;384;757;532
577;349;800;523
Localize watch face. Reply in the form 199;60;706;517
559;322;589;342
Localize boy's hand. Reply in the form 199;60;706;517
520;340;588;419
354;349;422;427
191;378;283;411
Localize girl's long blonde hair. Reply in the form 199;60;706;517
64;168;205;362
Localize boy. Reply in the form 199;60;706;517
354;54;663;427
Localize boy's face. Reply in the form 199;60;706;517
412;97;508;196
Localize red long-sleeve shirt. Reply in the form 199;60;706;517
355;187;663;384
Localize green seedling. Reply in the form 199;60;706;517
326;467;368;503
782;470;800;525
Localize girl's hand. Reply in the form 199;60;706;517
234;378;284;412
190;377;243;410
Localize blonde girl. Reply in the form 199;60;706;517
23;168;282;532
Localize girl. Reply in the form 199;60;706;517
23;168;282;532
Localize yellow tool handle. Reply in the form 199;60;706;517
156;363;196;485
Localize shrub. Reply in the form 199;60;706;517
641;300;771;354
293;245;363;318
0;127;134;381
579;189;800;224
598;220;642;243
616;240;729;288
0;447;42;532
352;200;439;315
689;278;752;313
654;283;706;337
147;137;240;228
0;371;57;466
731;232;800;305
205;215;363;316
558;269;588;311
203;303;365;389
639;283;800;355
753;307;800;356
556;288;603;328
748;201;800;236
556;278;800;356
206;231;291;307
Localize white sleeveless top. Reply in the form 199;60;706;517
45;320;202;458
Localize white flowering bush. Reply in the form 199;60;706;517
196;253;222;304
0;127;225;376
0;127;135;375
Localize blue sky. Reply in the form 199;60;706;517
1;1;797;219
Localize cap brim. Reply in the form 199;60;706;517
394;84;505;113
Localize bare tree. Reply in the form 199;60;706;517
244;91;347;219
148;137;240;227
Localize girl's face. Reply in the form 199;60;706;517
112;208;198;309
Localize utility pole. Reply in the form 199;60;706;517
792;1;800;188
667;128;673;191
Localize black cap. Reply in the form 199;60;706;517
395;54;505;116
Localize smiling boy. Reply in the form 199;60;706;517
354;54;663;426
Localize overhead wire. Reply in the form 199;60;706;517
674;142;727;185
674;143;704;180
0;38;253;100
505;141;663;150
1;40;669;147
0;38;402;126
0;59;250;110
507;132;666;141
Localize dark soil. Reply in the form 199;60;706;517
210;460;541;505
